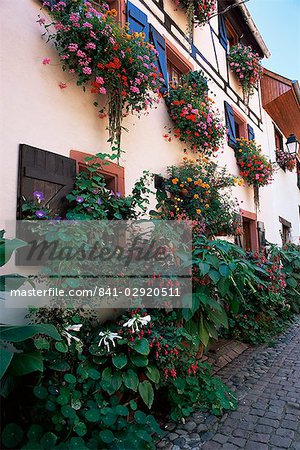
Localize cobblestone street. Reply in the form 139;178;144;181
159;321;300;450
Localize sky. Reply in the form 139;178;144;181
246;0;300;81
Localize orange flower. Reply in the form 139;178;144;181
196;209;202;214
187;177;192;182
172;178;178;184
194;194;199;199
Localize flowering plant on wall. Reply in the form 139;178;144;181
39;1;163;158
152;157;241;236
235;138;273;195
175;0;216;39
228;44;263;105
165;71;226;155
276;150;296;172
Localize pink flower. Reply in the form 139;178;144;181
99;87;106;94
83;22;92;29
85;42;96;50
82;67;92;75
59;82;67;89
96;76;104;85
76;50;86;58
42;57;51;65
68;43;78;52
130;86;140;94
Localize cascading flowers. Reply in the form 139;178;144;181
229;44;263;105
165;71;226;155
175;0;216;39
39;0;163;158
276;150;296;172
235;138;273;188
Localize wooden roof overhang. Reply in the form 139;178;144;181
261;68;300;141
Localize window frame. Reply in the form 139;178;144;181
164;37;194;86
225;19;239;50
232;106;248;140
70;150;125;196
240;209;259;252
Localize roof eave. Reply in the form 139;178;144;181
233;0;271;59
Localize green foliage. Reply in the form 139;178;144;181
152;158;240;237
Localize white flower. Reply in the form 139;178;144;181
65;324;82;332
98;331;122;352
123;314;151;333
62;323;82;346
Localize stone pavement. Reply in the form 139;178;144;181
159;320;300;449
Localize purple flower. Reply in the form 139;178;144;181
35;210;46;219
116;192;121;198
76;196;84;203
110;190;115;196
33;191;44;202
97;198;102;205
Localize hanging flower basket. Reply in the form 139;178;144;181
235;139;273;188
228;44;263;105
235;138;273;208
39;1;163;159
276;151;296;172
174;0;216;39
165;71;226;155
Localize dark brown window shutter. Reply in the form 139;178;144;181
17;144;76;219
257;221;266;251
16;144;76;265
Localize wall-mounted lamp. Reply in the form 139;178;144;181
286;134;299;156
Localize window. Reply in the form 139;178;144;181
240;210;259;252
165;38;194;86
225;19;238;50
92;0;126;26
70;150;125;196
224;102;248;148
279;217;291;245
274;127;284;155
167;60;182;87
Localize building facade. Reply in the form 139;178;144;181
1;0;300;259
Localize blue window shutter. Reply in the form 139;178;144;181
127;2;149;41
247;124;255;141
149;25;168;93
224;101;237;148
218;15;228;50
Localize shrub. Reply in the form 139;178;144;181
152;157;241;237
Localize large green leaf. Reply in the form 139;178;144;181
0;237;27;267
132;338;150;355
1;423;24;449
9;351;44;376
112;353;127;369
145;365;160;384
123;369;139;392
0;324;61;342
198;316;209;346
138;380;154;409
130;353;148;367
0;348;13;380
